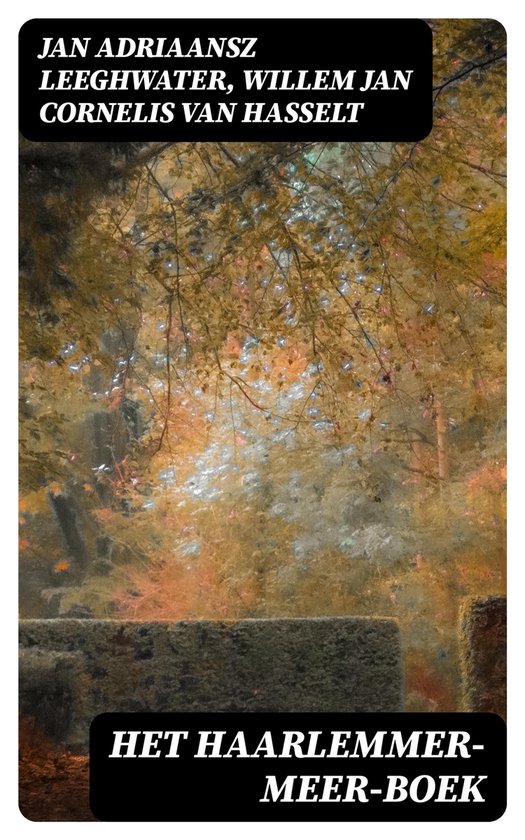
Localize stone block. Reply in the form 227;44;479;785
19;617;403;749
19;648;84;744
459;595;506;718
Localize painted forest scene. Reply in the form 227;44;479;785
19;19;506;718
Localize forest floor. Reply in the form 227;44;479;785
19;719;95;822
19;751;94;821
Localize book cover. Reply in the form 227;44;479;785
16;9;508;831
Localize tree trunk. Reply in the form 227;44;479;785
435;398;449;481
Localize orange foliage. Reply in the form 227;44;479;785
53;561;71;573
223;334;242;359
113;550;244;621
94;508;115;524
481;253;506;293
399;317;440;349
406;659;457;712
454;550;504;593
267;343;309;383
465;462;506;494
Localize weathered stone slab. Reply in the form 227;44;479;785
19;617;403;749
459;596;506;718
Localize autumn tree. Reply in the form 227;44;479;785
19;19;506;709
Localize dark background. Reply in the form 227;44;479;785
19;18;432;141
90;712;506;821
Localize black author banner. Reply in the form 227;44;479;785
90;712;506;821
19;18;432;142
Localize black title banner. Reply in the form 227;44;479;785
89;712;506;821
19;18;432;142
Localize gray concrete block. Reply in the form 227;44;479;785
20;617;403;749
459;595;506;718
